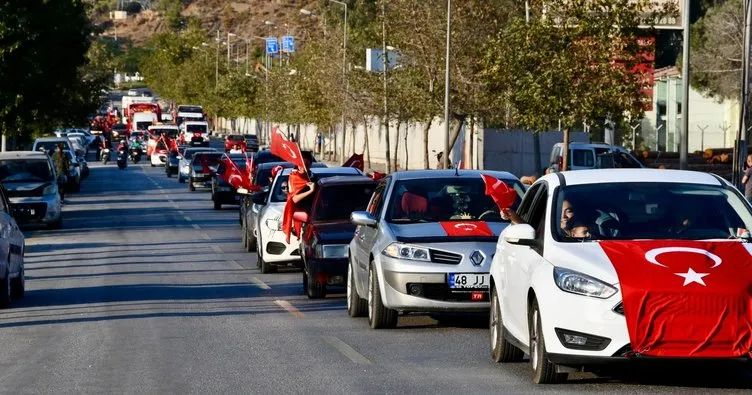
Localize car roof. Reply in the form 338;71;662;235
554;142;629;150
149;125;178;130
388;169;520;181
223;153;249;160
184;147;217;153
0;151;50;160
318;175;377;186
183;121;208;125
35;137;71;142
280;167;361;176
539;169;726;188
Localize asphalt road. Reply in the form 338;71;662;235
1;146;751;393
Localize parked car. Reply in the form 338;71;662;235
489;169;752;383
188;152;223;191
240;162;326;253
0;152;62;229
548;142;644;172
298;176;377;298
177;147;217;183
211;153;249;209
0;163;27;307
347;170;525;329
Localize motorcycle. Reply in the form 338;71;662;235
101;148;111;165
117;146;128;170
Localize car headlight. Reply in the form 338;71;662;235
314;244;348;259
181;165;189;172
553;267;616;299
266;218;282;231
43;184;57;196
382;242;430;262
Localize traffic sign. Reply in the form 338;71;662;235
266;37;279;54
282;36;295;53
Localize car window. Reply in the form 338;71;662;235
384;177;524;223
552;182;752;242
526;185;549;252
0;159;55;183
270;172;357;203
571;149;594;167
186;124;207;133
367;183;386;217
313;183;376;221
517;183;543;221
618;153;642;168
549;146;560;165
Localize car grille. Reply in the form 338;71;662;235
613;302;624;315
406;283;488;302
429;249;462;264
6;185;47;198
12;202;47;222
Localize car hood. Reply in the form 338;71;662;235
546;242;620;285
390;221;508;244
312;220;355;243
3;181;52;197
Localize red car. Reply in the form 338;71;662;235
225;134;247;152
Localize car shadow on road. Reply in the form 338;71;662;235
560;362;752;389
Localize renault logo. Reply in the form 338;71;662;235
470;250;485;266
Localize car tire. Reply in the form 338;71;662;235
213;199;221;210
306;270;327;299
167;171;172;178
347;262;367;317
178;176;185;184
188;182;195;192
367;264;397;329
302;271;309;294
11;264;24;300
258;243;276;274
0;267;11;309
246;228;256;252
529;299;566;384
48;217;63;230
491;288;524;363
151;163;155;167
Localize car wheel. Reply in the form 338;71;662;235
258;241;275;273
302;271;309;295
306;270;327;299
178;176;185;184
188;182;195;192
242;227;248;249
246;228;257;252
48;217;63;230
529;299;566;384
0;267;11;309
11;264;24;300
491;287;523;362
367;264;397;329
347;261;367;317
213;199;221;210
151;163;155;167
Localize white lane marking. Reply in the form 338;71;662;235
184;216;192;222
178;210;185;215
192;224;201;230
322;336;372;365
251;276;271;290
211;245;223;254
201;232;211;240
168;200;174;204
275;300;304;318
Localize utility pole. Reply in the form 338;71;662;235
442;0;452;169
734;0;752;187
679;0;690;170
382;0;391;173
215;30;220;88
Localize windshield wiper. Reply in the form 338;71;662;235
390;218;429;224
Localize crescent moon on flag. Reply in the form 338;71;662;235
644;247;722;269
283;143;297;159
454;223;478;231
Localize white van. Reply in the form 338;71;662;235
548;142;644;172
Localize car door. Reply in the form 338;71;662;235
354;180;388;291
0;188;21;275
503;183;549;338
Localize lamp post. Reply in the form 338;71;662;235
442;0;452;169
227;32;236;67
300;8;327;37
735;0;752;186
679;0;690;170
330;0;348;162
215;30;220;88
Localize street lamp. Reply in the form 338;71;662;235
215;30;220;88
443;0;452;169
330;0;348;162
227;32;236;66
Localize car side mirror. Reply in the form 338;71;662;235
293;211;309;223
251;192;268;205
237;188;249;195
503;224;538;247
351;211;377;227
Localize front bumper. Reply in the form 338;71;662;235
374;242;495;313
259;226;301;264
190;173;212;187
151;154;167;165
9;195;62;225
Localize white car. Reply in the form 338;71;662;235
180;121;210;147
489;169;752;384
254;166;356;274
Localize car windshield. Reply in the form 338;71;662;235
271;172;355;202
151;128;178;138
244;135;257;140
314;183;376;221
254;151;283;165
136;121;151;131
553;182;752;241
192;153;222;167
227;135;244;142
178;106;202;113
0;159;54;182
385;177;524;223
183;149;212;160
187;124;207;133
35;141;68;153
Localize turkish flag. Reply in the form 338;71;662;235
282;170;310;243
440;221;493;237
342;153;364;171
481;174;517;210
600;240;752;358
221;157;248;189
271;127;306;172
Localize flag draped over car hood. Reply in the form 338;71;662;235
600;240;752;358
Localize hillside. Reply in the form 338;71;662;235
97;0;320;48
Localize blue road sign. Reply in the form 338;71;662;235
266;37;279;54
282;36;295;53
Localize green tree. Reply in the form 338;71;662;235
482;0;670;170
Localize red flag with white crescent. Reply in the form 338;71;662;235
481;174;517;210
282;170;310;243
439;221;493;237
271;127;306;172
342;153;364;171
600;240;752;358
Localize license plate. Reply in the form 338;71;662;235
448;273;489;289
29;209;35;215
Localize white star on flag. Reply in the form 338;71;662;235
674;268;709;286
